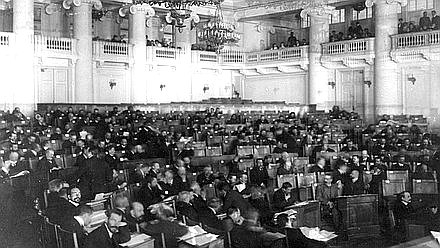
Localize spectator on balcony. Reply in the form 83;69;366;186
401;22;409;33
279;42;286;49
419;11;431;30
354;22;364;37
363;28;373;38
432;10;440;30
300;39;308;46
154;40;162;47
409;22;418;32
347;21;357;37
337;32;344;41
270;43;279;50
398;18;404;34
111;35;121;43
287;32;297;47
330;30;338;42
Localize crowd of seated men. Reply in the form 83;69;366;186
267;32;309;51
329;21;374;43
0;105;439;247
398;10;440;34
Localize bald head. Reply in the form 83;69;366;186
130;202;145;219
8;152;19;162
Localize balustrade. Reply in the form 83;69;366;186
93;41;130;60
0;32;12;47
322;38;374;55
34;35;74;55
392;30;440;49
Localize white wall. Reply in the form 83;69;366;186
241;73;307;104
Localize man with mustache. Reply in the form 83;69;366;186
84;209;130;248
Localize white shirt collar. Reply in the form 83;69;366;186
74;216;85;227
105;223;113;238
70;200;80;207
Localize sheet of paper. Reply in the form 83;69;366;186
119;234;153;247
300;227;338;242
183;233;218;246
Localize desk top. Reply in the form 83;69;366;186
390;236;440;248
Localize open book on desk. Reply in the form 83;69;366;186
179;225;219;247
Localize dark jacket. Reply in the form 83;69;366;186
74;156;113;200
141;219;188;248
343;179;365;196
223;190;251;216
250;167;269;186
61;217;88;248
176;201;199;223
272;188;297;211
138;185;163;208
84;223;130;248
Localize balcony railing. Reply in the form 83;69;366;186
246;46;308;63
392;30;440;49
219;49;245;64
34;35;76;57
93;41;130;61
0;32;13;47
191;50;218;63
322;38;374;55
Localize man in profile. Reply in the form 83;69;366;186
62;205;94;247
85;209;130;248
394;191;416;242
272;182;297;211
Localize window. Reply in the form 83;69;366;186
301;16;310;28
407;0;434;11
329;9;346;24
352;6;373;20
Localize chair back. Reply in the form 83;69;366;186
56;225;79;248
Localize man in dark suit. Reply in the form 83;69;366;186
125;202;145;233
176;191;199;223
37;149;61;173
138;176;164;208
104;146;118;171
198;198;223;234
46;188;78;225
85;209;130;248
394;191;416;242
217;182;250;217
196;165;216;187
272;182;297;211
250;158;269;187
158;170;179;197
74;147;113;200
61;205;93;248
343;169;365;196
24;143;40;160
391;154;411;171
308;157;331;173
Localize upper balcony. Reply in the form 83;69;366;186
321;37;375;68
391;30;440;62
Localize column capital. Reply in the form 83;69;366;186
365;0;407;8
63;0;102;10
119;3;155;18
300;5;335;19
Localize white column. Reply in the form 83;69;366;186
13;0;35;115
303;6;333;110
73;1;94;102
368;0;406;116
129;4;152;103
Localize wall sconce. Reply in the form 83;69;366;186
159;84;166;91
203;85;210;93
109;79;116;90
328;81;336;89
407;74;416;85
364;80;372;88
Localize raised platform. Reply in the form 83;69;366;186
37;99;317;114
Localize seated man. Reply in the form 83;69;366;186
275;213;327;248
125;202;145;233
272;182;297;211
309;157;331;173
46;188;77;225
198;198;223;234
84;209;131;248
158;170;179;197
61;205;94;248
316;174;342;232
343;169;365;196
176;191;199;223
138;176;164;208
391;155;411;171
67;187;82;207
223;207;264;248
217;182;251;217
196;165;216;187
141;203;189;248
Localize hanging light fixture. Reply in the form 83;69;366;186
133;0;220;32
198;2;240;52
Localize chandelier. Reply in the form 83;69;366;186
133;0;221;31
198;4;240;51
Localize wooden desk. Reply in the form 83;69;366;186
285;201;321;228
120;233;155;248
336;194;380;238
390;235;440;248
